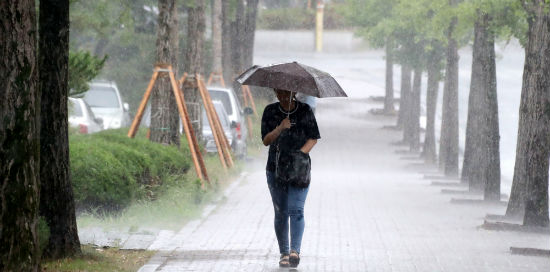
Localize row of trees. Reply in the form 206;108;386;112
0;0;261;269
150;0;259;144
1;0;78;270
346;0;548;227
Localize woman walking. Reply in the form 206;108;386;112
261;88;320;268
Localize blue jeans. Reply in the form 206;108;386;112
266;171;309;254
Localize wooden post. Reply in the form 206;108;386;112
196;75;228;171
127;65;209;185
207;71;226;87
199;78;234;168
173;73;210;184
243;85;258;116
128;70;159;138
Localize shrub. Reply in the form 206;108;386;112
70;129;191;212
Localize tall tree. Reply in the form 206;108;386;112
461;8;500;198
183;0;206;136
0;0;40;270
243;0;259;68
151;0;180;145
409;68;422;151
439;0;460;176
38;0;81;259
221;0;234;85
212;0;223;77
506;0;550;227
422;45;444;163
345;0;398;115
384;38;396;114
398;65;412;132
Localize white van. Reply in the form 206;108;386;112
207;87;252;158
83;81;131;129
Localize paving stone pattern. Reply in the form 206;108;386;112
139;99;550;271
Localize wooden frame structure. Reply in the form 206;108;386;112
127;64;217;185
241;85;258;138
190;73;234;170
207;71;226;87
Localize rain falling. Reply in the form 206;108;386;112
1;0;550;271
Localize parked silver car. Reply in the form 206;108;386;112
83;80;131;129
68;97;103;134
207;87;252;158
202;101;234;153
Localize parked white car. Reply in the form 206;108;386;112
83;80;131;129
202;101;234;153
207;87;252;158
68;97;103;134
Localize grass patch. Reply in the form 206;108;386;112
41;245;155;272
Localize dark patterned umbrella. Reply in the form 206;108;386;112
236;62;347;98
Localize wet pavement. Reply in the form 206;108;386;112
137;95;550;271
131;38;550;271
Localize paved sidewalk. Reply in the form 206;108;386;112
139;98;549;272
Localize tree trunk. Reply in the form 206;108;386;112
479;13;501;201
231;0;246;103
511;0;550;227
243;0;259;68
384;40;395;114
221;0;234;86
212;0;223;74
38;0;81;259
397;65;412;130
184;0;206;137
0;1;40;270
151;0;180;145
439;13;460;176
462;12;486;191
232;0;246;76
422;49;441;163
409;68;422;151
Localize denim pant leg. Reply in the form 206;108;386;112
266;171;289;254
288;184;309;254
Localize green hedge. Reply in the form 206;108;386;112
70;129;190;212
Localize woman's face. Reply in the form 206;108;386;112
275;89;294;104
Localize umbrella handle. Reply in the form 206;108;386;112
288;91;293;119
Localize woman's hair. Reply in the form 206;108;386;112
274;88;296;100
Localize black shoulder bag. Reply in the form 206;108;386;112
275;138;311;188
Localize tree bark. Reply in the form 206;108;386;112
212;0;223;74
409;68;422;151
462;12;485;191
464;12;501;198
243;0;259;68
397;65;412;130
151;0;180;145
422;48;442;163
507;0;550;226
384;40;395;114
232;0;246;76
184;0;206;137
221;0;234;86
0;1;40;270
439;13;460;176
38;0;81;259
478;13;500;201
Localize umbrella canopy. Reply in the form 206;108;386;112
236;62;347;98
